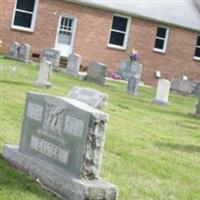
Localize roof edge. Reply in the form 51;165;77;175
65;0;200;33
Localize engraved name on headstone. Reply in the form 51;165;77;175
68;87;108;110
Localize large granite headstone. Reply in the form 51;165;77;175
42;48;60;70
170;79;193;95
127;75;140;96
86;63;107;85
68;87;108;110
65;53;81;77
18;44;31;63
8;42;20;60
3;92;118;200
118;60;143;81
153;79;171;105
35;58;52;88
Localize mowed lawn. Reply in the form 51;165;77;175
0;56;200;200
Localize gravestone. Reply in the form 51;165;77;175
35;58;52;88
18;44;31;63
118;60;143;81
195;99;200;116
65;53;81;77
8;42;20;59
153;79;171;105
86;63;107;85
68;87;108;110
127;75;140;95
42;48;60;70
3;92;118;200
170;79;193;95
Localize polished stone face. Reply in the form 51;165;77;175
20;92;108;179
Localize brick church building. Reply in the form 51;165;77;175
0;0;200;85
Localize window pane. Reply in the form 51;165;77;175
197;36;200;46
58;31;72;45
16;0;35;12
154;38;164;49
14;11;32;28
194;47;200;57
109;31;125;46
156;27;167;38
112;16;128;32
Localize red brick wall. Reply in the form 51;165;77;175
0;0;199;85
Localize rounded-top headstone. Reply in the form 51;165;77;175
153;79;171;105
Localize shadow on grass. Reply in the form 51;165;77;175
0;154;57;200
0;80;33;87
156;142;200;154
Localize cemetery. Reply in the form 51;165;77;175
0;55;200;200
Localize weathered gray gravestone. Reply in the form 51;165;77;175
8;42;20;60
18;44;31;63
86;63;107;85
65;53;81;77
68;87;108;110
118;60;143;81
3;92;118;200
35;58;52;88
42;48;60;70
170;79;193;95
127;75;140;95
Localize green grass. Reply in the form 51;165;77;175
0;56;200;200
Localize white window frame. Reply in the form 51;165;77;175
153;26;169;53
11;0;39;32
193;36;200;61
108;14;131;50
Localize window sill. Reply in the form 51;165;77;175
107;44;127;51
193;57;200;62
11;26;34;33
153;48;166;54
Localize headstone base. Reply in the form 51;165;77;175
3;145;118;200
34;81;52;88
152;99;168;106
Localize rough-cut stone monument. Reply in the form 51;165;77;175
86;63;107;85
68;87;108;110
8;42;20;60
65;53;81;77
118;60;143;81
3;92;118;200
18;44;31;63
153;79;171;105
35;58;52;88
127;75;140;96
42;48;60;70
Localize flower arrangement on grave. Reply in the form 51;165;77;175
111;72;121;80
129;48;140;62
